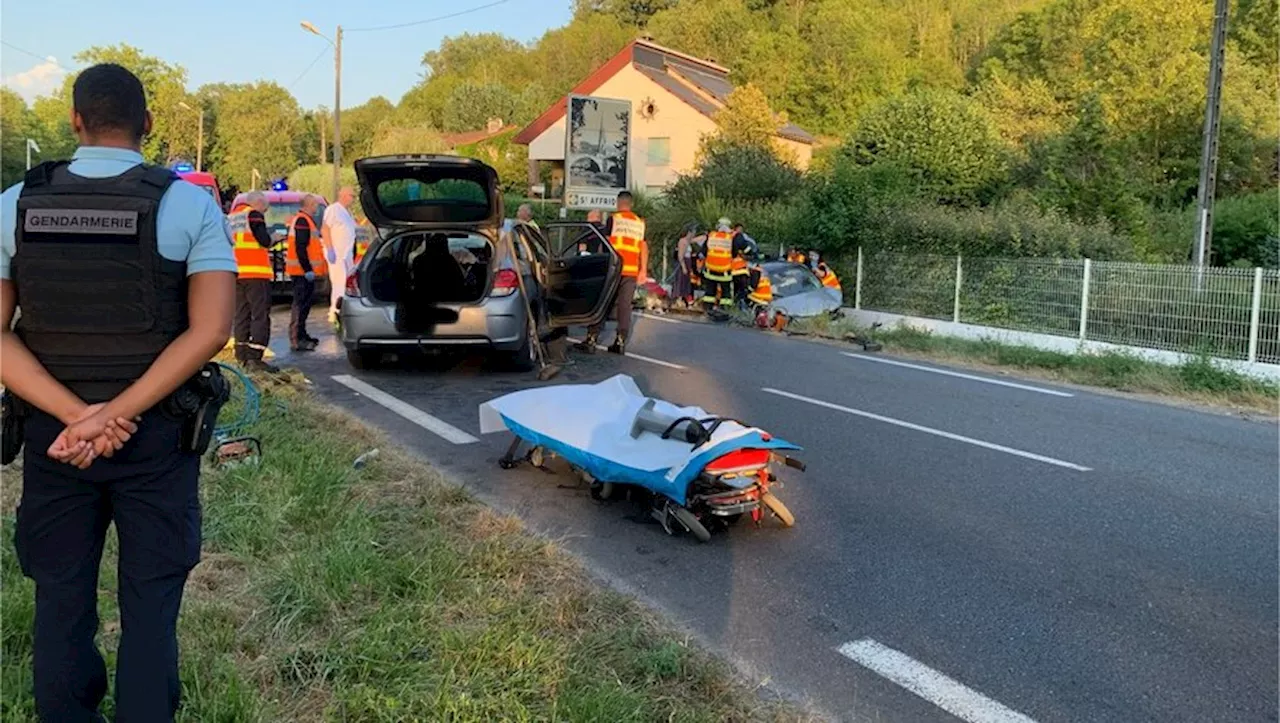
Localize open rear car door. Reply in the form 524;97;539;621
536;221;623;329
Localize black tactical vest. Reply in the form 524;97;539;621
14;161;188;404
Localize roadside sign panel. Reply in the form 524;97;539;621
564;94;631;211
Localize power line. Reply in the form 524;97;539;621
287;46;330;90
0;40;75;72
345;0;512;33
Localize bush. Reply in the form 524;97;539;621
845;89;1011;205
1207;192;1279;268
665;143;804;208
285;163;363;217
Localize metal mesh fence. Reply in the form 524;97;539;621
860;253;956;320
843;250;1279;364
1085;263;1256;359
960;257;1084;337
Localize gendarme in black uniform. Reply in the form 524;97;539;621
8;160;226;721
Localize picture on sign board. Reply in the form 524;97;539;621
565;94;630;210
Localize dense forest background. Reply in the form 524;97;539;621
3;0;1276;264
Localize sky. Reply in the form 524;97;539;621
0;0;574;107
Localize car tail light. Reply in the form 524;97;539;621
491;268;519;297
345;268;362;298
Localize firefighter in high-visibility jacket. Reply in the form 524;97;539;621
700;218;736;309
577;191;646;355
352;215;373;266
817;261;841;296
747;265;773;307
229;191;279;372
286;194;326;352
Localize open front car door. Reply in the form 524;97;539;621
538;221;622;329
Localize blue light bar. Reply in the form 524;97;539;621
173;162;194;172
271;179;288;191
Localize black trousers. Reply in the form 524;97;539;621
701;273;734;306
589;275;637;340
234;278;271;362
289;276;316;346
15;409;201;722
732;273;749;303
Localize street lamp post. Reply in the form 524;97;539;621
25;139;41;170
302;21;342;202
177;101;205;172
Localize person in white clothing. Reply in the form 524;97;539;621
322;186;357;323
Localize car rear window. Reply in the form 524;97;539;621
374;177;490;224
264;202;326;234
769;265;823;298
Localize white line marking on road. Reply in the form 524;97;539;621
842;353;1074;397
567;338;687;370
838;639;1039;723
331;375;479;445
761;387;1091;471
639;312;687;325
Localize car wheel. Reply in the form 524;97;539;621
495;322;536;372
346;348;381;370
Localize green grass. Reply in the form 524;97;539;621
1;381;814;722
788;316;1279;413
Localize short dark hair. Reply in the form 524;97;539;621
733;223;744;230
73;64;148;140
616;191;633;202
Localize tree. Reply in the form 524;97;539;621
209;82;302;188
443;82;520;132
1;89;34;187
341;96;396;160
701;83;785;158
368;126;451;156
848;88;1010;204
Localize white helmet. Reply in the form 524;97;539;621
717;216;731;231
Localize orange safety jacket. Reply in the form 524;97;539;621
731;255;749;275
609;210;646;278
748;271;773;305
285;212;327;277
821;267;840;290
704;231;734;274
229;204;273;280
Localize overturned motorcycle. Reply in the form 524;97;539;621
479;375;804;543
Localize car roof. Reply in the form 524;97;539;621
231;190;329;205
177;171;218;186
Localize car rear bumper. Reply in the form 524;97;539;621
340;293;526;352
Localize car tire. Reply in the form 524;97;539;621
495;320;537;372
346;348;381;370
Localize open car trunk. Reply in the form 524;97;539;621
363;230;494;335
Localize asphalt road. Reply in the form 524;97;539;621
268;308;1278;723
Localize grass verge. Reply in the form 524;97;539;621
1;378;814;721
787;315;1278;413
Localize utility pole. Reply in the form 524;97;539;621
1192;0;1229;271
333;26;343;203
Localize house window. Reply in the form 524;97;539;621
647;137;671;167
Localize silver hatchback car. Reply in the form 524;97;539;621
339;155;622;370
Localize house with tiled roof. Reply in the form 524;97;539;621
514;38;814;198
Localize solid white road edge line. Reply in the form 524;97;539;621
331;375;479;445
639;312;687;324
566;337;687;370
761;387;1091;471
838;639;1039;723
842;353;1074;397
